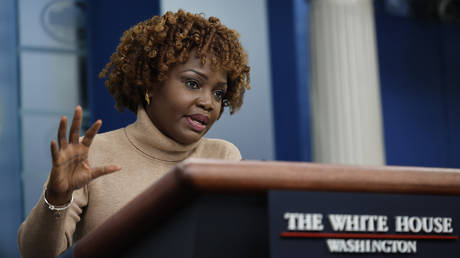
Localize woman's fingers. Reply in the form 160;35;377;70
91;165;121;179
50;140;59;165
81;120;102;147
57;116;68;149
69;105;83;144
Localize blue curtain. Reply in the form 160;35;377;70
86;0;160;132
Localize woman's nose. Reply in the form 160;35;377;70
196;91;214;111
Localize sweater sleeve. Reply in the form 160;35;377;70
17;184;88;258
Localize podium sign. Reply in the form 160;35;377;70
269;191;460;257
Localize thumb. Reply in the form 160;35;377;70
91;165;121;179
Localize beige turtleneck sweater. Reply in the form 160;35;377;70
17;108;241;258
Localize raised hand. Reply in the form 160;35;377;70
45;106;120;205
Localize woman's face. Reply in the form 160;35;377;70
146;55;227;145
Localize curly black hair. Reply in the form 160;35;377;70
99;9;251;114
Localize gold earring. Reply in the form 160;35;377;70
145;92;150;105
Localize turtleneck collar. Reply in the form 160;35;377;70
124;106;201;162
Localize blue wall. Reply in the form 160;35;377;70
0;0;23;256
267;0;312;162
375;3;460;168
86;0;160;132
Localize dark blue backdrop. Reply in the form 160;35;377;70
267;0;312;162
86;0;160;132
375;2;460;168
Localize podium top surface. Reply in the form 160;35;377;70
174;159;460;195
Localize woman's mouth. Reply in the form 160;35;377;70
185;114;209;132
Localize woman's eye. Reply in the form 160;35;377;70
213;90;226;101
185;80;199;89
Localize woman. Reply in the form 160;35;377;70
18;9;250;258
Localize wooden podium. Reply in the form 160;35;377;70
71;159;460;258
